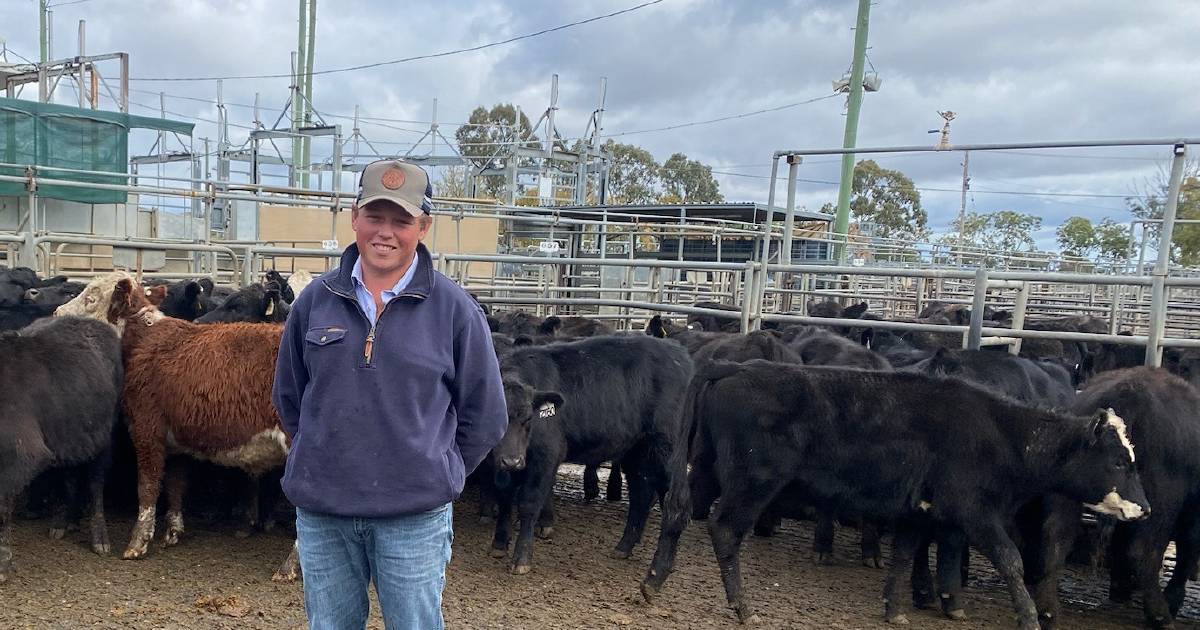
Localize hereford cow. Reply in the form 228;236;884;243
286;269;313;303
492;335;694;603
684;361;1149;626
0;316;123;584
1032;367;1200;629
55;274;298;580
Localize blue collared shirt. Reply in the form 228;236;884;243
351;252;419;322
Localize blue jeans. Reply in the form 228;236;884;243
296;504;454;630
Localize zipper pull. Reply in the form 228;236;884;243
364;327;376;363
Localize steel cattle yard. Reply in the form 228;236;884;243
6;139;1200;629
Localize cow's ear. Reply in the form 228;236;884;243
106;278;135;323
145;284;167;305
859;328;874;349
843;302;869;319
264;285;282;317
646;315;667;338
184;281;203;300
513;335;535;346
197;278;215;295
537;316;562;336
533;391;565;419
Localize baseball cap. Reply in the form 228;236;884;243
355;159;434;217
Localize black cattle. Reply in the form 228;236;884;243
685;361;1149;626
0;268;45;306
156;279;211;321
644;315;726;355
1032;367;1200;629
905;348;1074;409
0;268;72;307
0;272;82;331
0;303;58;332
263;270;295;304
23;281;85;306
491;310;546;336
0;316;124;583
692;329;800;366
195;283;289;324
808;299;870;320
537;315;614;337
758;325;890;563
686;301;745;332
491;335;694;602
782;325;891;371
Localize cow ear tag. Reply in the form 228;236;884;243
538;402;556;419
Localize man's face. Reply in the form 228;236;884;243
351;201;431;277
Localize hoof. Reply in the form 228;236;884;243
733;605;760;625
271;568;299;583
815;552;834;566
511;563;531;575
640;581;659;604
610;548;633;560
489;547;507;559
234;529;253;539
122;546;147;560
886;614;910;625
48;528;66;541
752;527;777;538
913;590;935;610
535;526;554;540
864;555;884;569
92;543;111;555
946;608;968;621
477;515;494;525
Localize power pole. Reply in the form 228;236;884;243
39;0;49;64
956;151;969;262
301;0;317;188
832;0;873;262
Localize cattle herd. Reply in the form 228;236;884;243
2;263;1200;629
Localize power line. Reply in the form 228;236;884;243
130;0;665;82
600;93;840;138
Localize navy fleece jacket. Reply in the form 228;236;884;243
272;242;507;517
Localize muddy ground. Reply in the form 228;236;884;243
2;467;1198;629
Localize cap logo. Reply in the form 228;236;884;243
381;167;406;190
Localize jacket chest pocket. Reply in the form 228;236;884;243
306;326;347;346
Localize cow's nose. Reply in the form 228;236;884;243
500;457;525;470
23;288;39;301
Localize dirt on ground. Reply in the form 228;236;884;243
1;467;1197;629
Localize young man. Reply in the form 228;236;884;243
272;158;507;629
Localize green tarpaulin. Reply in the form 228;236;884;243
0;97;194;204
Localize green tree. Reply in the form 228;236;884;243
454;104;539;199
659;152;723;203
1056;216;1097;257
1127;159;1200;265
945;210;1042;255
1094;218;1132;261
821;160;929;242
432;165;468;199
601;140;660;204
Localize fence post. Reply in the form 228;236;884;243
740;260;755;333
1009;281;1029;355
966;266;988;350
1145;143;1187;367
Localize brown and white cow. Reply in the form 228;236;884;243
55;274;300;581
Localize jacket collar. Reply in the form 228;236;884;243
327;241;434;299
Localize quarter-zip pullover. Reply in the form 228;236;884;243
272;242;507;517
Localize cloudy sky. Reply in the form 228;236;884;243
2;0;1197;247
